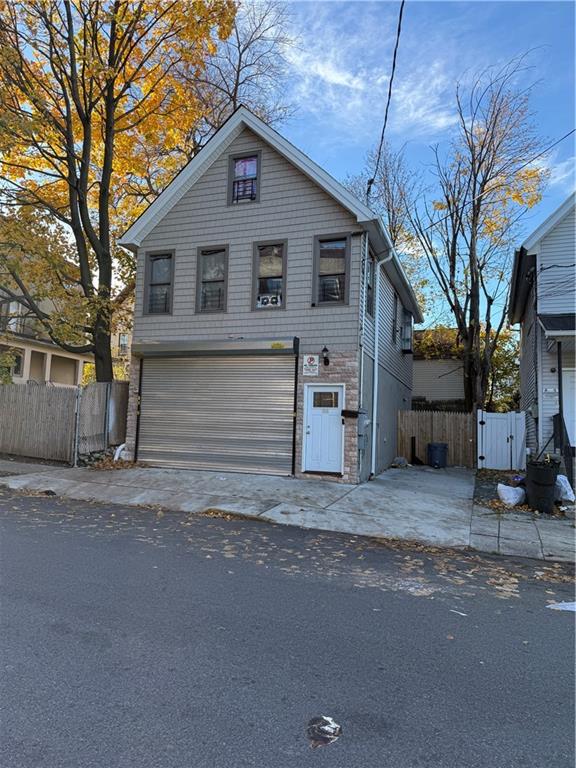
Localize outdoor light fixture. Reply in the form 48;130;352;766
322;346;330;366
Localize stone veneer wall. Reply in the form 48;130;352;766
123;355;141;461
124;351;361;483
294;350;360;484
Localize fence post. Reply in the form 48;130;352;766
104;382;111;449
72;385;82;467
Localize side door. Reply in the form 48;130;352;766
303;384;344;473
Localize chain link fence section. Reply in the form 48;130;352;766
73;382;129;464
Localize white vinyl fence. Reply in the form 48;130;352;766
477;409;526;470
0;382;129;464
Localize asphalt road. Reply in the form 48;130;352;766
0;487;574;768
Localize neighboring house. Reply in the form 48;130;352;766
509;191;576;464
0;294;91;386
412;329;465;411
118;107;423;483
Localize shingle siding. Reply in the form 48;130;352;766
133;127;361;350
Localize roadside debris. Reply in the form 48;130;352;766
306;716;342;749
547;602;576;612
497;483;526;507
555;475;575;504
390;456;409;468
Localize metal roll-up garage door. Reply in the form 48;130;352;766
137;355;296;475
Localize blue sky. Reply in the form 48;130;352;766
280;0;575;237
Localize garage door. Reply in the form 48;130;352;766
138;355;296;475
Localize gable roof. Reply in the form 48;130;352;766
521;191;575;252
509;192;576;323
118;106;423;322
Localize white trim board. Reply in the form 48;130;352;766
522;191;576;253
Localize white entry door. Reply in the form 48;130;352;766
562;369;576;446
304;385;344;473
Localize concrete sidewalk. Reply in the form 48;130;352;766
1;460;574;561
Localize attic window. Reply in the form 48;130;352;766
229;152;260;204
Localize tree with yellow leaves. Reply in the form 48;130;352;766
0;0;235;380
408;56;548;410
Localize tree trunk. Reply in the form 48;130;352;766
93;317;113;382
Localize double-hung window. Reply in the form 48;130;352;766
401;308;413;352
146;253;173;314
197;246;228;313
229;153;260;204
314;236;350;305
253;241;286;309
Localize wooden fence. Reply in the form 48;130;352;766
398;409;476;468
0;385;77;462
0;381;129;463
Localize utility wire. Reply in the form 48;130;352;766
539;263;576;273
424;128;576;231
366;0;406;205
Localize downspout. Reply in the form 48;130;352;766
359;233;368;408
370;249;395;477
557;340;563;432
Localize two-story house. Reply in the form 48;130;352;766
509;192;575;472
118;107;423;484
0;292;91;386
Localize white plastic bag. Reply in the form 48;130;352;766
554;474;575;503
497;483;526;507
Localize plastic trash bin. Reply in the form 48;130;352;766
427;442;448;469
525;459;560;514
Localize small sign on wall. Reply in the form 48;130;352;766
303;354;319;376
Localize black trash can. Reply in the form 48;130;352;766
427;442;448;469
525;459;560;514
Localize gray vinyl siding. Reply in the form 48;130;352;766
360;236;376;358
537;206;576;315
376;268;412;390
519;285;538;453
539;339;575;452
133;127;361;350
359;350;374;482
413;359;465;400
375;365;411;473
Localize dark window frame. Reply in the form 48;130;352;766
366;252;376;317
143;251;175;315
228;150;262;205
401;308;413;353
12;347;23;377
195;245;229;314
392;291;399;343
312;233;351;307
252;239;288;311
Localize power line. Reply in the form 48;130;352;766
366;0;406;205
539;263;576;273
423;128;576;231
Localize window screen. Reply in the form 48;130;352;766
318;239;346;303
198;248;227;312
255;243;284;308
147;254;172;314
232;155;258;203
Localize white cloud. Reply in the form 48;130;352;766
548;155;576;193
283;2;466;152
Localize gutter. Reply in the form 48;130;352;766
370;248;395;477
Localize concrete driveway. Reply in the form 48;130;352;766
1;461;475;550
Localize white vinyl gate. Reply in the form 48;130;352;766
477;410;526;470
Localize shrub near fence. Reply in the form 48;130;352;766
398;409;476;469
0;381;129;464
